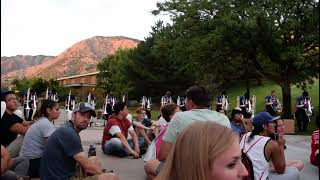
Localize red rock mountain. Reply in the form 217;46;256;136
1;36;140;81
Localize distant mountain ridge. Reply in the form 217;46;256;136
1;55;54;75
1;36;140;82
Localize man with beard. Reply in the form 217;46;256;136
40;102;118;180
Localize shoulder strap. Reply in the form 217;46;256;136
244;135;264;154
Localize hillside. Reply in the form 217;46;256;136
1;36;140;81
1;55;54;75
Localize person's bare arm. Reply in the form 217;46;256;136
240;119;249;133
115;132;139;158
1;145;12;174
129;130;140;154
21;120;33;126
267;139;286;174
133;121;150;130
158;141;172;161
73;152;103;175
9;123;29;135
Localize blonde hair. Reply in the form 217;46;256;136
156;121;236;180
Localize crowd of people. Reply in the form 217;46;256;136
1;85;319;180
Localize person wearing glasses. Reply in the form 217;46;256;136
0;90;31;158
133;107;159;145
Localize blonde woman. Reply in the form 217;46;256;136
156;121;248;180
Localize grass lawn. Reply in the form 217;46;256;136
128;79;319;135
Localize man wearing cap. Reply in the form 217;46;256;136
230;107;248;137
240;112;300;180
40;102;118;180
0;90;31;158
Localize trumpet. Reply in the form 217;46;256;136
103;95;108;115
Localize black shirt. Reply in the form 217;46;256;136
0;111;23;146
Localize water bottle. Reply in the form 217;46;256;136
88;145;96;157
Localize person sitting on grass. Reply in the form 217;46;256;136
133;107;159;145
40;102;118;180
229;107;249;137
144;103;180;180
19;99;60;178
155;121;248;180
102;102;144;159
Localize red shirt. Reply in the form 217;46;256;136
101;114;132;146
310;129;319;166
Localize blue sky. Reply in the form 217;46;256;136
1;0;169;56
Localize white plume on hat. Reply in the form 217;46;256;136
1;101;6;118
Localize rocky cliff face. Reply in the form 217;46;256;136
1;36;140;81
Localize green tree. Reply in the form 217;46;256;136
97;49;133;98
153;0;319;118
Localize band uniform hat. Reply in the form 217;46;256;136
73;102;96;117
1;90;15;101
253;112;280;128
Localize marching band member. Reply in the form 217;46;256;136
23;89;37;121
265;90;280;116
49;89;59;102
177;96;186;111
239;92;252;118
295;91;312;131
140;96;152;119
215;90;230;114
161;91;172;107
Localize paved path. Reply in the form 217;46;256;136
52;109;319;180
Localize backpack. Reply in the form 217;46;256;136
241;134;264;180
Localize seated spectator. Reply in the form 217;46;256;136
158;85;230;162
0;90;31;158
269;119;304;171
40;102;117;180
19;99;60;178
230;107;248;137
102;102;144;158
1;145;29;180
310;114;319;166
240;112;301;180
133;107;159;145
144;103;179;180
155;121;248;180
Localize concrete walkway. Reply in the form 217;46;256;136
52;109;319;180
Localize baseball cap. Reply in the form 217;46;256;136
253;112;280;127
73;102;96;117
